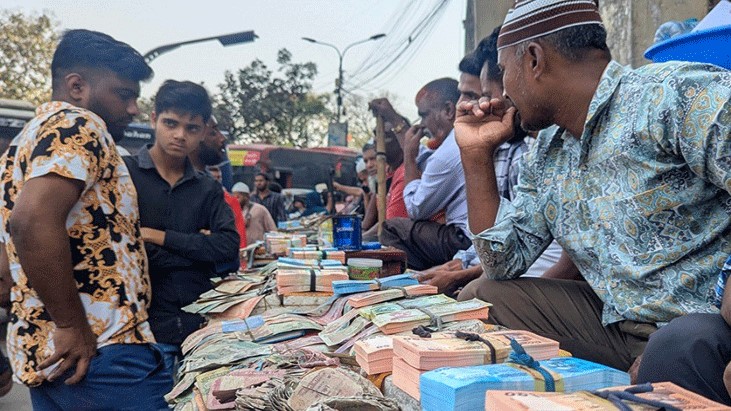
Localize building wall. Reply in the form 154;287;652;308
466;0;714;67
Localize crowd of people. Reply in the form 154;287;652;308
343;0;731;405
0;0;730;408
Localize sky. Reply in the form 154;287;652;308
4;0;467;119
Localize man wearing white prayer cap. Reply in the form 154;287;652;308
232;182;277;243
455;0;731;404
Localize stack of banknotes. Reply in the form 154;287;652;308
289;247;346;264
420;357;630;411
276;268;349;295
181;267;276;319
391;330;559;400
331;273;419;295
484;382;730;410
352;320;493;376
264;232;307;255
347;284;437;308
371;298;490;334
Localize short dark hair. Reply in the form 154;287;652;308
256;172;270;181
481;26;502;82
52;29;152;88
153;80;212;123
518;24;611;62
362;143;375;153
420;78;460;107
458;49;485;77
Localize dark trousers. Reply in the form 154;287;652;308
638;313;731;405
29;344;171;411
381;218;471;271
458;277;654;371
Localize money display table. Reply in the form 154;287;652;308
170;238;731;411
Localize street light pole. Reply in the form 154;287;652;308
302;33;386;123
144;30;258;64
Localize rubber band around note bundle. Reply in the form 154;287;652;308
508;338;556;391
415;306;443;330
455;331;497;364
412;325;436;338
309;269;317;292
379;285;412;298
591;383;682;411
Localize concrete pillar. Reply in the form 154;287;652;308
464;0;513;52
466;0;712;67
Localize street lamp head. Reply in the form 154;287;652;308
144;30;258;63
217;31;258;47
370;33;386;40
302;37;318;43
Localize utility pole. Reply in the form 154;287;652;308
302;33;386;125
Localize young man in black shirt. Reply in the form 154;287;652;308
124;80;239;385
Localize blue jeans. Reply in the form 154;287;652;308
156;342;181;381
29;343;171;411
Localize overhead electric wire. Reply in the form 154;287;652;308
346;0;450;92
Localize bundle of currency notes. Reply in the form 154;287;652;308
347;284;438;308
357;294;456;320
391;330;559;399
332;273;418;295
352;319;492;375
265;233;307;255
206;369;286;410
420;357;630;411
276;268;349;295
371;298;491;334
289;248;346;264
395;329;559;370
485;382;730;410
277;257;345;269
181;270;275;319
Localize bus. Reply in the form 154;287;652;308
0;99;35;142
227;143;359;190
0;99;153;155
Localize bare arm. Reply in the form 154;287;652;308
9;174;96;384
333;181;365;198
541;251;582;280
402;126;424;186
362;193;378;230
454;98;517;233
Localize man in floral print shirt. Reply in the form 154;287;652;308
0;30;170;409
455;0;731;404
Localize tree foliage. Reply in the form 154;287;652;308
215;49;331;147
0;11;58;105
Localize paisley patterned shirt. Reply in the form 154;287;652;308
0;102;154;386
474;61;731;326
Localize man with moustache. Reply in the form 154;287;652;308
456;0;731;404
0;29;170;409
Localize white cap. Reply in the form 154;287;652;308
355;158;366;173
231;182;250;194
